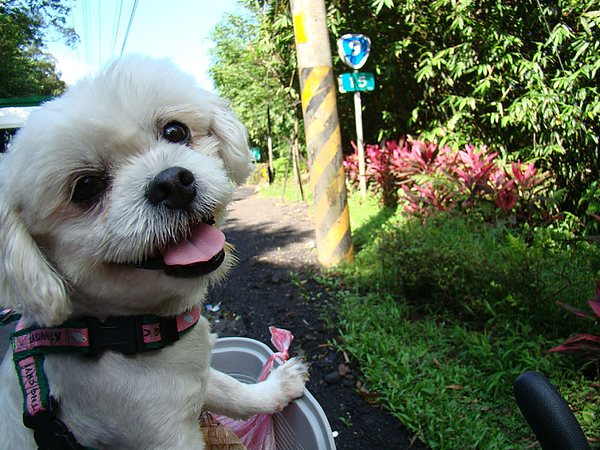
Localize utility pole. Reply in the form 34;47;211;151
291;0;353;266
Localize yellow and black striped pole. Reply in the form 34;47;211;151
291;0;353;266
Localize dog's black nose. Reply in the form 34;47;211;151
146;167;196;210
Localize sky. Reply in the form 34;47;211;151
46;0;243;91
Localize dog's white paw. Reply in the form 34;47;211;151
265;357;309;412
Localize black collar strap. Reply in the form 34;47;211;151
10;306;201;358
7;307;201;450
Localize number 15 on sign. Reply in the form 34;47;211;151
338;72;375;93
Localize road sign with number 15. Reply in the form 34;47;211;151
338;72;375;93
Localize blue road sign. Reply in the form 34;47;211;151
337;34;371;70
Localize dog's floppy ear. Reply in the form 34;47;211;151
210;96;254;185
0;197;71;326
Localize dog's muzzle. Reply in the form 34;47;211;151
125;167;227;278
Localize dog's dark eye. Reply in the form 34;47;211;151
162;121;190;144
71;176;108;204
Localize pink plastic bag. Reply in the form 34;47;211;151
213;326;294;450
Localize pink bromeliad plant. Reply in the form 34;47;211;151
490;169;518;211
343;136;551;225
390;137;454;212
389;137;450;179
342;151;360;188
344;141;399;207
550;281;600;361
363;140;401;207
450;144;499;200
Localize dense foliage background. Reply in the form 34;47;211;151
210;0;600;231
209;1;302;164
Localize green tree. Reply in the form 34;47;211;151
209;1;302;168
408;0;600;220
329;0;600;227
210;0;600;227
0;0;77;97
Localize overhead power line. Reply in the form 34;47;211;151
81;0;91;67
68;0;80;62
97;0;102;66
110;0;125;60
66;0;137;72
120;0;139;56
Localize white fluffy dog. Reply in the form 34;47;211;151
0;56;308;449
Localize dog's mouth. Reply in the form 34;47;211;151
127;216;226;278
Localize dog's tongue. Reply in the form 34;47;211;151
163;223;225;266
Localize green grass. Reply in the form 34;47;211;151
334;290;600;448
334;190;600;449
258;180;600;448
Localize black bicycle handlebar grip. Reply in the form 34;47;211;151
514;371;590;450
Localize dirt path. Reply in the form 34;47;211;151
208;186;426;449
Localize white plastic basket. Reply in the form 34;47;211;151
211;337;337;450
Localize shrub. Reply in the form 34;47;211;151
344;140;401;207
351;210;600;332
334;189;600;448
344;136;554;228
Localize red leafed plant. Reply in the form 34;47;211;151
549;281;600;360
343;136;553;225
450;144;499;198
363;140;400;208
